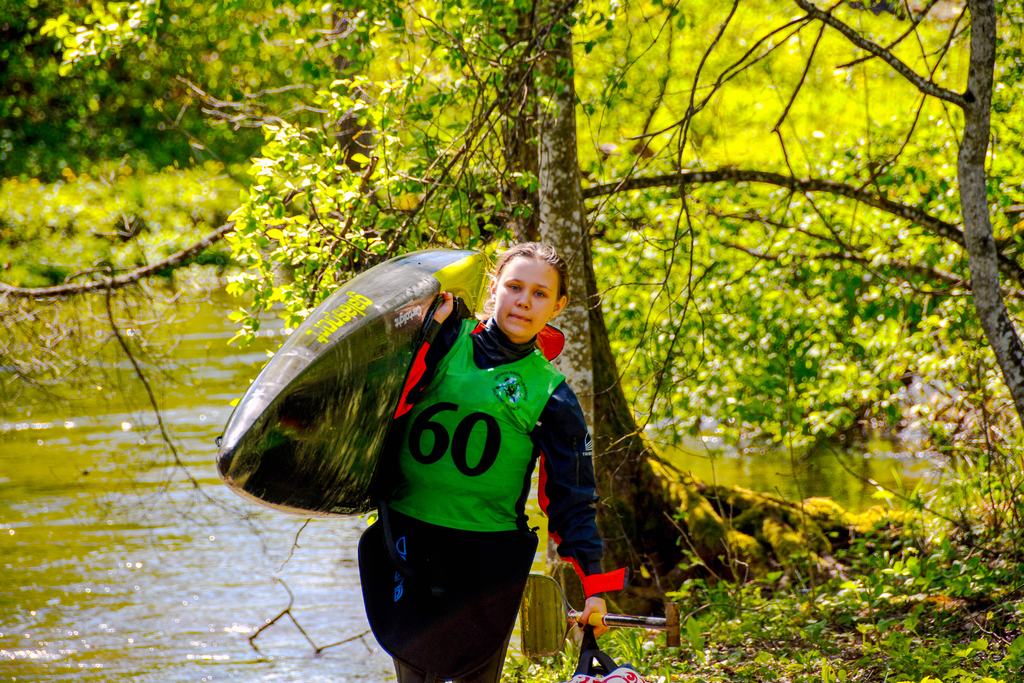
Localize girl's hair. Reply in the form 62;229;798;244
493;242;569;300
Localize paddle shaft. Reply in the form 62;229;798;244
569;609;668;630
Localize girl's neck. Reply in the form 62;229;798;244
471;317;535;368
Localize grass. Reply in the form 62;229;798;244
506;469;1024;683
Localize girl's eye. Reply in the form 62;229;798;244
508;284;520;291
534;290;547;298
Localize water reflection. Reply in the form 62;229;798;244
661;434;937;510
0;291;392;681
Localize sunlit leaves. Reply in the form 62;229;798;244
0;162;238;287
221;2;556;342
591;156;1008;451
16;0;1024;456
41;0;160;73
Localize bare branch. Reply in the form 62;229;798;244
277;520;312;572
676;0;742;166
249;578;371;655
835;0;943;69
582;168;1024;287
0;222;235;299
315;629;374;654
860;11;965;190
103;284;218;499
177;77;325;129
634;17;813;143
793;0;967;107
249;579;302;651
720;239;966;290
774;23;826;133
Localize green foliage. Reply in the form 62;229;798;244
572;0;1024;450
0;162;239;287
13;0;1021;454
6;1;1024;679
40;1;162;71
697;448;1021;681
592;171;1003;451
510;459;1024;681
221;2;546;342
2;0;349;177
7;0;1024;454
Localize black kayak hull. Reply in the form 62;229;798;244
216;249;488;516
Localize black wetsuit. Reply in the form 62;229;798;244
360;301;622;682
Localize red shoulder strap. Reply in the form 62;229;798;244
469;320;564;360
537;324;564;361
394;341;431;418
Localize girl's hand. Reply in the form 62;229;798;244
433;291;454;322
577;596;608;637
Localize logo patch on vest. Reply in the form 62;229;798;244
494;372;527;409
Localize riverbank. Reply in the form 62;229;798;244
506;456;1024;683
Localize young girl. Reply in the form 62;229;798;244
359;243;625;683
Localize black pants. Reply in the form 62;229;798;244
393;633;511;683
359;509;537;680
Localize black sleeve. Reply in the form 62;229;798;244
533;381;604;576
406;294;472;403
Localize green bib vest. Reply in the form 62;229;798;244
390;319;565;532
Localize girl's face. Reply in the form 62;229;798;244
489;256;567;344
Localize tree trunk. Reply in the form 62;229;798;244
958;0;1024;424
585;257;694;611
531;4;751;612
530;0;899;615
536;3;594;424
332;14;375;171
533;2;596;599
502;9;541;243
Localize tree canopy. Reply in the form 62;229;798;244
13;0;1023;451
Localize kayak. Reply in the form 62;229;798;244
216;249;488;516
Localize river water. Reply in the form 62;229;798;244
0;289;936;681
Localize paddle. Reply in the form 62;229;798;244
518;573;669;658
